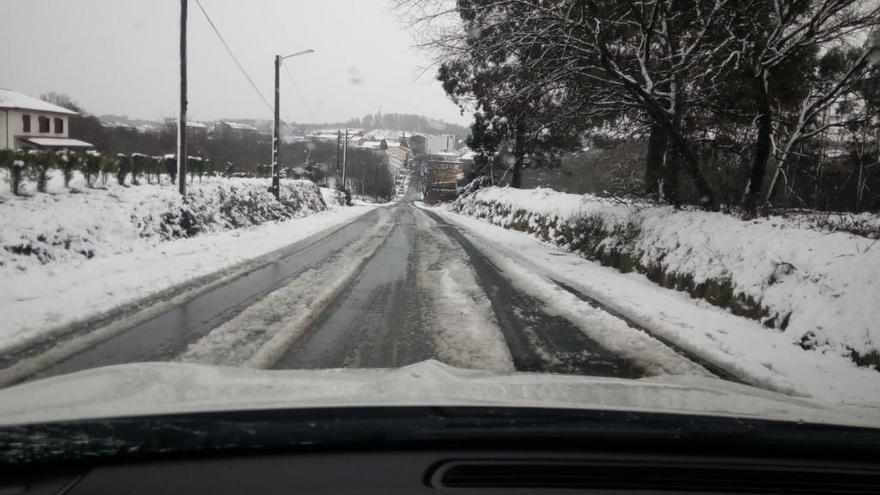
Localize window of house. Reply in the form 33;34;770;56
54;118;64;134
22;114;31;133
38;116;50;133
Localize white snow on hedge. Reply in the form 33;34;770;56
1;175;326;271
452;186;880;361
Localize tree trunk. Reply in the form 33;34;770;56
11;164;23;196
668;130;715;209
37;167;49;193
511;121;525;188
511;156;523;188
645;123;668;200
645;102;716;209
743;72;772;211
663;150;680;207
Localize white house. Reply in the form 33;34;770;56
425;134;458;154
0;88;93;151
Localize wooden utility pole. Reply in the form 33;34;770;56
342;128;348;191
269;49;312;198
271;54;281;200
336;130;341;181
177;0;188;196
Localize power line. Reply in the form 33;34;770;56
283;62;317;122
193;0;273;115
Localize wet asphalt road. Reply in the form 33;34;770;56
272;203;642;377
273;206;434;369
10;197;688;384
24;209;386;381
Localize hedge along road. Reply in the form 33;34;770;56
6;194;720;385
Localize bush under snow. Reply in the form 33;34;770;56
452;186;880;366
1;175;327;272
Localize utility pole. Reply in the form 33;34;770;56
336;130;341;180
177;0;188;196
271;54;281;199
342;128;348;191
271;49;313;200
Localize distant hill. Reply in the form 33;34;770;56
97;114;165;129
92;112;470;140
296;112;469;139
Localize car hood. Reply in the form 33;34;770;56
0;360;877;428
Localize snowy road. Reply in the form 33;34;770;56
7;199;720;385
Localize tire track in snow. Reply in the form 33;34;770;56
550;279;743;383
178;209;396;368
270;205;514;371
421;208;707;378
413;208;515;372
1;207;382;387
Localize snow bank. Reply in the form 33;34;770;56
320;187;347;207
0;202;376;358
452;186;880;365
1;176;326;271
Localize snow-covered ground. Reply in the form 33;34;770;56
451;187;880;365
430;194;880;408
0;174;376;355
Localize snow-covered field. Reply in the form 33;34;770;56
429;203;880;407
451;187;880;367
0;174;375;355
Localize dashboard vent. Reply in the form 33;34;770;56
431;460;880;494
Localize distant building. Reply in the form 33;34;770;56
215;121;259;137
425;168;463;204
164;118;209;139
307;130;340;142
0;88;93;151
408;134;427;155
100;120;137;132
426;153;462;171
186;121;208;138
305;128;363;143
426;134;458;154
384;146;409;171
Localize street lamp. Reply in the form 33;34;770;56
271;48;314;199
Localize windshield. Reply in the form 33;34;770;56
1;0;879;432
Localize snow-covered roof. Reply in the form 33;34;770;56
221;121;258;131
186;121;207;129
25;137;93;148
363;129;414;140
0;88;78;115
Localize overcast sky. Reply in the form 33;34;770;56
1;0;468;125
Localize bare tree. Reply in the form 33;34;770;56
400;0;880;210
